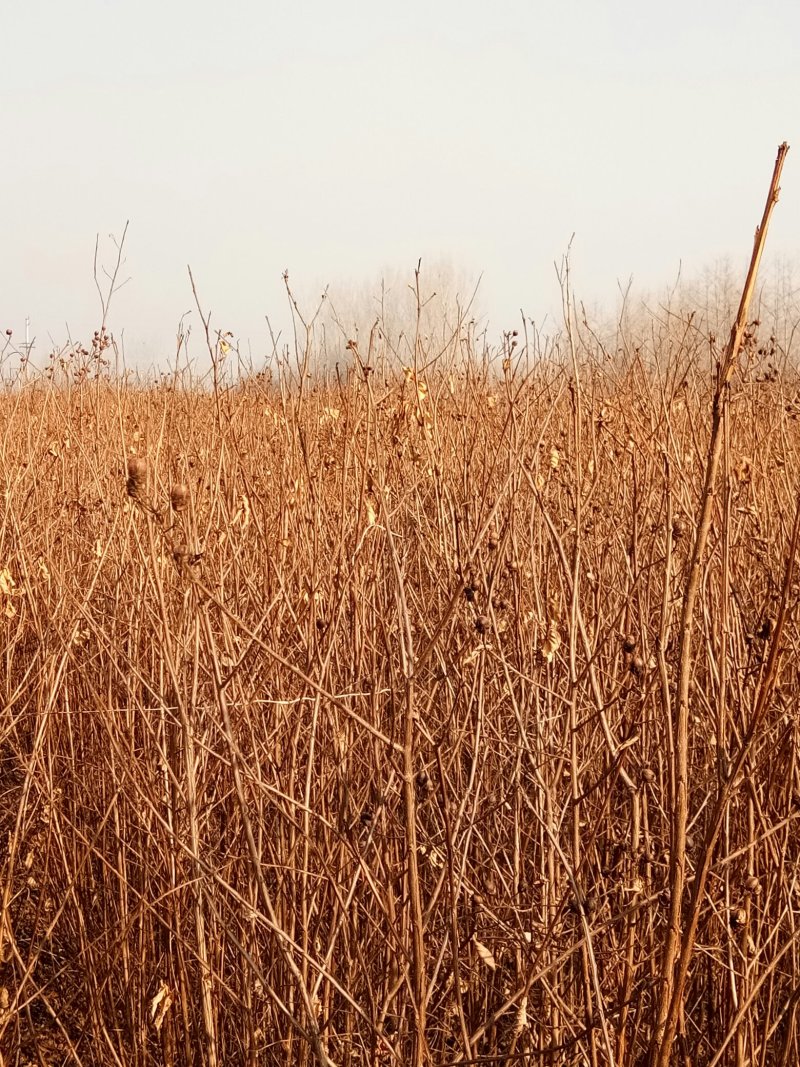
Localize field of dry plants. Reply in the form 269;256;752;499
0;282;799;1067
0;148;798;1067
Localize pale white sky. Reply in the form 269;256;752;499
3;0;799;367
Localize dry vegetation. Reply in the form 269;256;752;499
0;291;799;1067
1;149;799;1065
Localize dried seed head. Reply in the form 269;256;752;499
630;655;645;677
729;906;747;931
475;615;491;635
641;767;656;784
415;770;431;795
170;483;189;512
672;518;685;541
126;456;147;498
622;634;636;654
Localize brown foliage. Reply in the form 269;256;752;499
1;322;799;1065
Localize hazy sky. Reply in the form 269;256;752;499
3;0;799;368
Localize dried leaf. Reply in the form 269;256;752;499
232;495;251;529
474;937;496;970
426;847;444;870
512;995;528;1036
0;567;18;619
0;568;16;598
462;646;482;667
541;619;561;663
150;981;173;1032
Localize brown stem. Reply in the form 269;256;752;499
651;141;789;1067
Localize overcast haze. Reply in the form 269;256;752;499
3;0;799;367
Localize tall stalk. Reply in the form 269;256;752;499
651;141;789;1067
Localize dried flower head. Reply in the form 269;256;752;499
170;483;189;512
126;456;147;498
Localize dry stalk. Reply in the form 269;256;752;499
651;141;789;1067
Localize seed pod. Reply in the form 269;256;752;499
126;456;147;498
729;906;747;931
170;483;189;512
